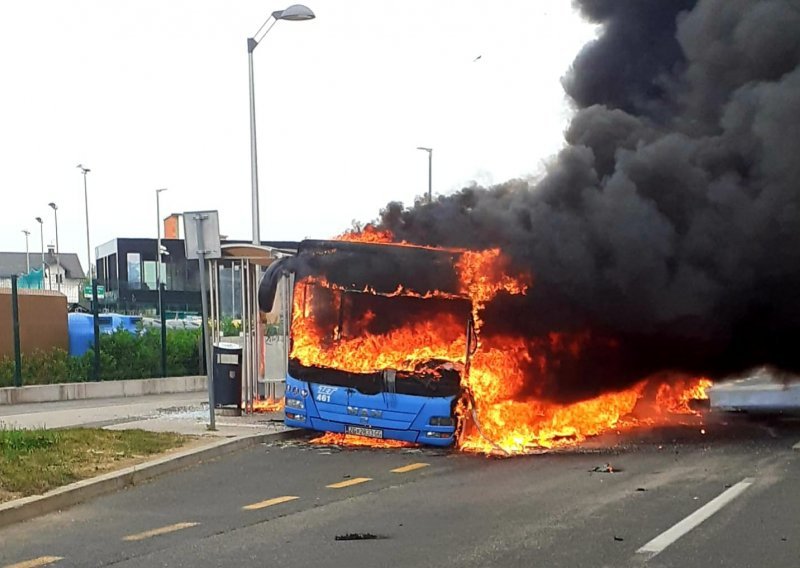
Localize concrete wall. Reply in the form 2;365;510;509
0;289;68;358
0;375;206;405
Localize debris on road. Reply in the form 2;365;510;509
613;536;624;542
335;533;384;541
590;463;617;473
635;487;648;492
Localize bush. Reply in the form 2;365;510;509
220;317;241;337
0;329;202;387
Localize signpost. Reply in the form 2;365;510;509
183;210;222;430
84;284;105;300
92;279;101;381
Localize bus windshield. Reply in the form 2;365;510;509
288;281;472;397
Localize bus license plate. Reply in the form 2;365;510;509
346;426;383;439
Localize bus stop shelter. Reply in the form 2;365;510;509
207;243;291;413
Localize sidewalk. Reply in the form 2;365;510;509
0;392;290;437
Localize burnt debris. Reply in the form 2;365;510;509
335;533;385;541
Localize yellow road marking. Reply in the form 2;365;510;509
122;522;199;542
4;557;63;568
243;495;299;511
326;477;372;489
391;462;430;473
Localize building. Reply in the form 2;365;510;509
0;248;86;303
95;237;201;315
94;235;297;315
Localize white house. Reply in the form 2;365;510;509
0;247;86;303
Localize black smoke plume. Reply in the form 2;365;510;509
375;0;800;403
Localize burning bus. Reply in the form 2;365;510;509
258;235;713;453
258;239;479;446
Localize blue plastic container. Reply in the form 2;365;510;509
67;313;142;356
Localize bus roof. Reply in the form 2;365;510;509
259;238;471;312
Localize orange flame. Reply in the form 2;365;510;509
457;249;530;332
311;432;417;448
252;398;284;413
337;225;395;243
655;378;713;415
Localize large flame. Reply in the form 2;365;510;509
291;281;468;373
296;229;713;454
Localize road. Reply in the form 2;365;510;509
1;415;799;568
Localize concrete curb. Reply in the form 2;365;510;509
0;376;206;405
0;428;305;529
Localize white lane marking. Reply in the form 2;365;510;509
792;440;800;450
637;478;754;558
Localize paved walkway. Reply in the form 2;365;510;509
0;392;289;437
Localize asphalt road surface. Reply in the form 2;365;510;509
2;415;799;568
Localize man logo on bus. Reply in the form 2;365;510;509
346;406;383;418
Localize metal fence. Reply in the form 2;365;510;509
2;261;279;396
1;275;206;388
0;276;23;386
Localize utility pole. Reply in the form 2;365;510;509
416;146;433;204
77;164;92;278
156;188;168;378
35;217;45;288
22;230;30;273
48;202;60;292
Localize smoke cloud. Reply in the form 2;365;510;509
376;0;800;402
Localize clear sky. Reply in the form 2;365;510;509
0;0;596;273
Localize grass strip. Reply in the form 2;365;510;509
0;428;187;501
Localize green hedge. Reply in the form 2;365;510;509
0;329;202;387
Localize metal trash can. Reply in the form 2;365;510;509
212;342;243;408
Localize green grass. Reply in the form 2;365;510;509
0;428;187;501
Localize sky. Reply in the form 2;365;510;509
0;0;597;274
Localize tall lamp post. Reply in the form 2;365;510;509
417;146;433;204
156;188;168;377
35;217;45;289
77;164;92;278
21;230;30;273
248;4;315;245
48;202;60;292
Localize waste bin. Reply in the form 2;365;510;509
213;342;243;407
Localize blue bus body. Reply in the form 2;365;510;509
283;375;458;446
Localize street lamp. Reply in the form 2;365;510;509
21;230;30;273
248;4;315;245
155;188;168;378
155;188;168;305
77;164;92;278
35;217;45;289
416;146;433;204
48;202;60;292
